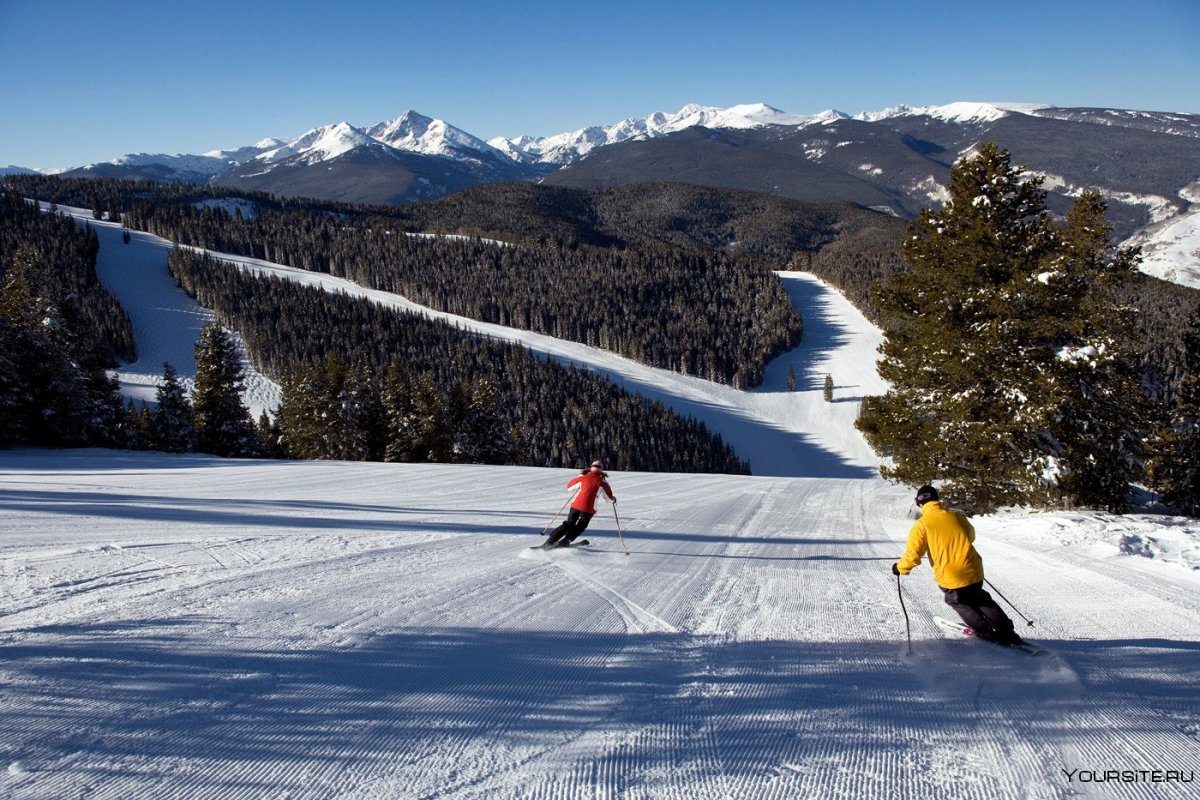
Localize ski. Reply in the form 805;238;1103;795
530;539;590;550
933;616;1048;657
933;615;974;637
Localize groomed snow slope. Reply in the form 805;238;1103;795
2;206;1199;799
3;452;1199;799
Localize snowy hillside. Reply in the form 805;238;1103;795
2;206;1199;799
1127;184;1200;289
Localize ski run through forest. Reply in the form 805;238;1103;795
1;207;1199;799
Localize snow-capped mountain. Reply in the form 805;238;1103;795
62;139;291;183
65;152;239;184
541;101;1200;249
488;102;832;166
367;111;497;160
61;111;537;202
41;100;1200;188
1029;107;1200;138
22;100;1200;277
253;122;378;165
853;101;1051;124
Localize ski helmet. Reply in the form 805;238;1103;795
915;485;939;505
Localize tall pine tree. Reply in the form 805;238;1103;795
0;317;29;446
382;363;419;463
192;323;257;457
0;245;103;446
859;143;1141;511
1148;305;1200;514
149;362;196;452
1042;192;1141;511
410;372;452;463
342;361;387;461
460;375;514;465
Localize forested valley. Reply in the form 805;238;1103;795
11;176;845;388
6;171;1195;504
167;247;748;473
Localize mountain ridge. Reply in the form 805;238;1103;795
42;100;1200;181
15;100;1199;284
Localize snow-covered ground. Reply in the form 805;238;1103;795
1128;201;1200;290
2;207;1199;799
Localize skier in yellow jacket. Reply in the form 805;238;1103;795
892;485;1023;646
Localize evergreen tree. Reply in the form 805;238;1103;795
859;144;1140;511
382;363;419;463
78;363;129;449
281;354;387;462
410;372;452;463
135;402;154;450
824;373;834;403
445;380;472;462
0;244;57;330
1148;305;1200;514
278;365;324;459
314;352;356;460
0;245;95;446
257;409;286;459
1042;192;1142;511
0;317;30;446
149;362;196;452
192;323;256;457
461;375;514;465
344;362;386;461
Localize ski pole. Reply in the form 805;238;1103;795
610;499;630;556
985;578;1035;627
896;572;913;656
541;492;574;536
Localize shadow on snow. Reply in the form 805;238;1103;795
3;621;1199;796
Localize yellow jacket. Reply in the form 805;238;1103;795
897;501;984;590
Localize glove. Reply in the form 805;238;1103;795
891;562;901;576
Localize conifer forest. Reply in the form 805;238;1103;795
2;165;1197;512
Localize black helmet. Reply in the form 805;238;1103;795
915;485;939;506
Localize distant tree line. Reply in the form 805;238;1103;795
0;191;135;362
121;203;801;388
167;248;749;473
10;177;885;387
376;181;901;265
0;192;135;447
2;174;907;262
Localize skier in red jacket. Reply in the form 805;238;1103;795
544;460;616;548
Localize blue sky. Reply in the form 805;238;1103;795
2;0;1198;171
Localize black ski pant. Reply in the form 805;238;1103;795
547;508;594;545
942;581;1017;643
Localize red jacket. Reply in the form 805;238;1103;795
567;470;615;514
